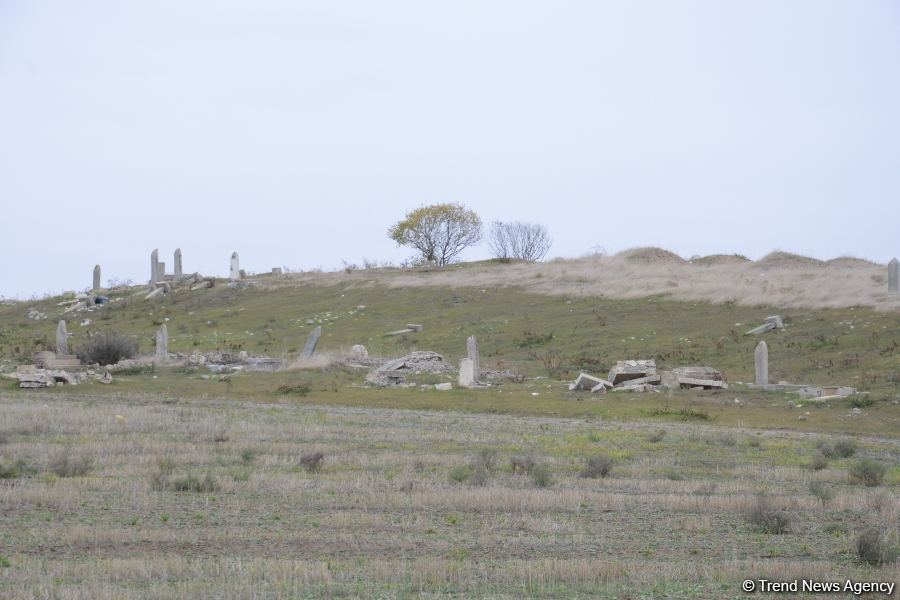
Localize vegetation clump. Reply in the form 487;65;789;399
580;455;613;479
49;453;94;478
855;528;897;566
299;452;325;473
745;494;790;534
848;459;886;487
76;331;139;366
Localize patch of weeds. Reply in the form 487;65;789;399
515;330;554;349
824;523;847;537
848;459;886;487
449;464;473;484
240;449;256;465
808;481;833;506
530;464;554;488
810;451;829;471
818;439;856;459
0;458;35;479
169;472;220;493
587;432;603;443
745;493;790;534
473;448;498;471
646;430;666;443
0;556;10;568
299;452;325;473
855;528;898;566
277;383;312;397
580;455;613;479
847;395;875;409
49;453;94;478
510;455;535;475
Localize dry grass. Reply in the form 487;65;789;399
0;391;897;598
262;248;900;311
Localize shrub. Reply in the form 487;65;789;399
487;221;552;262
808;481;834;506
276;383;312;396
150;457;176;491
849;459;886;486
474;448;498;471
580;455;613;479
510;455;535;474
530;464;553;488
76;332;139;366
810;451;829;471
646;430;666;443
0;458;35;479
818;439;856;459
449;464;472;484
49;453;94;478
745;494;790;534
299;452;325;473
856;528;897;566
469;465;490;487
169;472;220;493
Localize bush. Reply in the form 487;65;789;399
580;455;613;479
169;472;220;493
530;464;553;488
474;448;498;471
818;439;857;459
745;494;790;534
487;221;552;262
810;451;829;471
646;430;666;443
510;455;535;474
449;464;472;484
276;384;312;396
77;332;139;366
0;458;35;479
808;481;834;506
848;459;886;487
299;452;325;473
49;453;93;478
856;528;897;566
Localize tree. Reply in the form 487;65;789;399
388;203;482;266
488;221;552;262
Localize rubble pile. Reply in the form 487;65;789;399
570;359;728;394
365;351;455;387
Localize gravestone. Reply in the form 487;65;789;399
459;358;475;388
156;324;168;359
755;341;768;386
92;265;101;291
150;249;159;284
174;248;183;279
156;262;166;282
56;320;68;355
466;336;479;381
890;258;899;294
230;252;240;281
272;267;283;276
302;326;322;358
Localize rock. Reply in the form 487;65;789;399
191;280;213;291
406;324;424;332
569;372;613;392
350;345;368;359
435;382;452;391
607;360;657;385
56;320;68;354
99;371;113;384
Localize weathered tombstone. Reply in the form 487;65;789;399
301;326;322;358
754;341;768;386
272;267;283;276
150;249;159;284
466;335;480;381
459;358;475;388
92;265;101;291
174;248;183;279
889;258;899;294
155;324;168;359
230;252;240;281
156;262;166;282
56;320;68;354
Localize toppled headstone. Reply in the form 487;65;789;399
386;327;416;336
745;316;784;336
365;351;454;387
569;372;613;392
407;324;424;332
301;326;322;358
671;366;727;389
798;385;857;400
607;360;657;386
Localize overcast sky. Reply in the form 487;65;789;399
1;1;898;298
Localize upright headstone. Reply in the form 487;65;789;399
56;320;68;355
156;324;168;359
174;248;183;279
754;341;768;386
301;326;322;358
230;252;240;281
150;249;159;284
156;262;166;282
92;265;101;291
459;358;475;388
466;335;480;381
889;258;899;294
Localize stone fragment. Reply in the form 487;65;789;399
92;265;101;291
458;358;475;388
99;371;113;384
191;280;213;291
569;372;612;392
435;382;452;391
755;341;768;386
466;336;480;381
155;324;168;359
406;324;424;332
607;360;657;385
890;258;899;294
145;287;164;300
350;344;368;359
56;320;68;354
385;328;416;336
156;262;166;282
301;326;322;358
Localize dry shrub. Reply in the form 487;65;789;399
646;430;666;443
530;464;553;488
808;481;833;506
77;331;139;366
856;528;897;566
745;494;790;534
810;451;829;471
849;459;886;486
818;439;857;459
474;448;498;471
510;455;535;474
49;453;94;478
169;473;220;493
580;455;613;479
299;452;325;473
0;458;35;479
448;465;472;484
276;383;312;396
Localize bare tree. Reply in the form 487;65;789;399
488;221;552;262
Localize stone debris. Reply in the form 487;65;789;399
607;360;657;386
613;383;656;393
569;372;613;392
386;327;418;336
435;382;452;391
349;345;368;359
191;280;214;291
798;385;857;400
144;287;165;300
5;368;83;388
26;308;47;320
745;315;784;336
365;351;454;387
671;366;727;389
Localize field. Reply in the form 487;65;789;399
0;256;898;598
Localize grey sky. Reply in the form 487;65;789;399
1;1;898;298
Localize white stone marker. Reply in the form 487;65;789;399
755;341;768;386
459;358;475;388
466;335;479;381
56;320;68;354
156;324;168;359
230;252;240;281
889;258;899;294
92;265;101;291
174;248;183;279
150;249;159;284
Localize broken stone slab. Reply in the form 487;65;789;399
676;376;728;389
798;386;857;399
745;316;784;336
64;301;87;313
607;360;657;385
349;345;368;359
458;358;475;388
569;372;613;392
365;351;453;387
385;328;416;336
191;280;213;291
672;366;724;382
144;287;165;300
99;371;113;384
613;374;661;388
406;324;424;332
613;383;656;393
435;382;452;391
